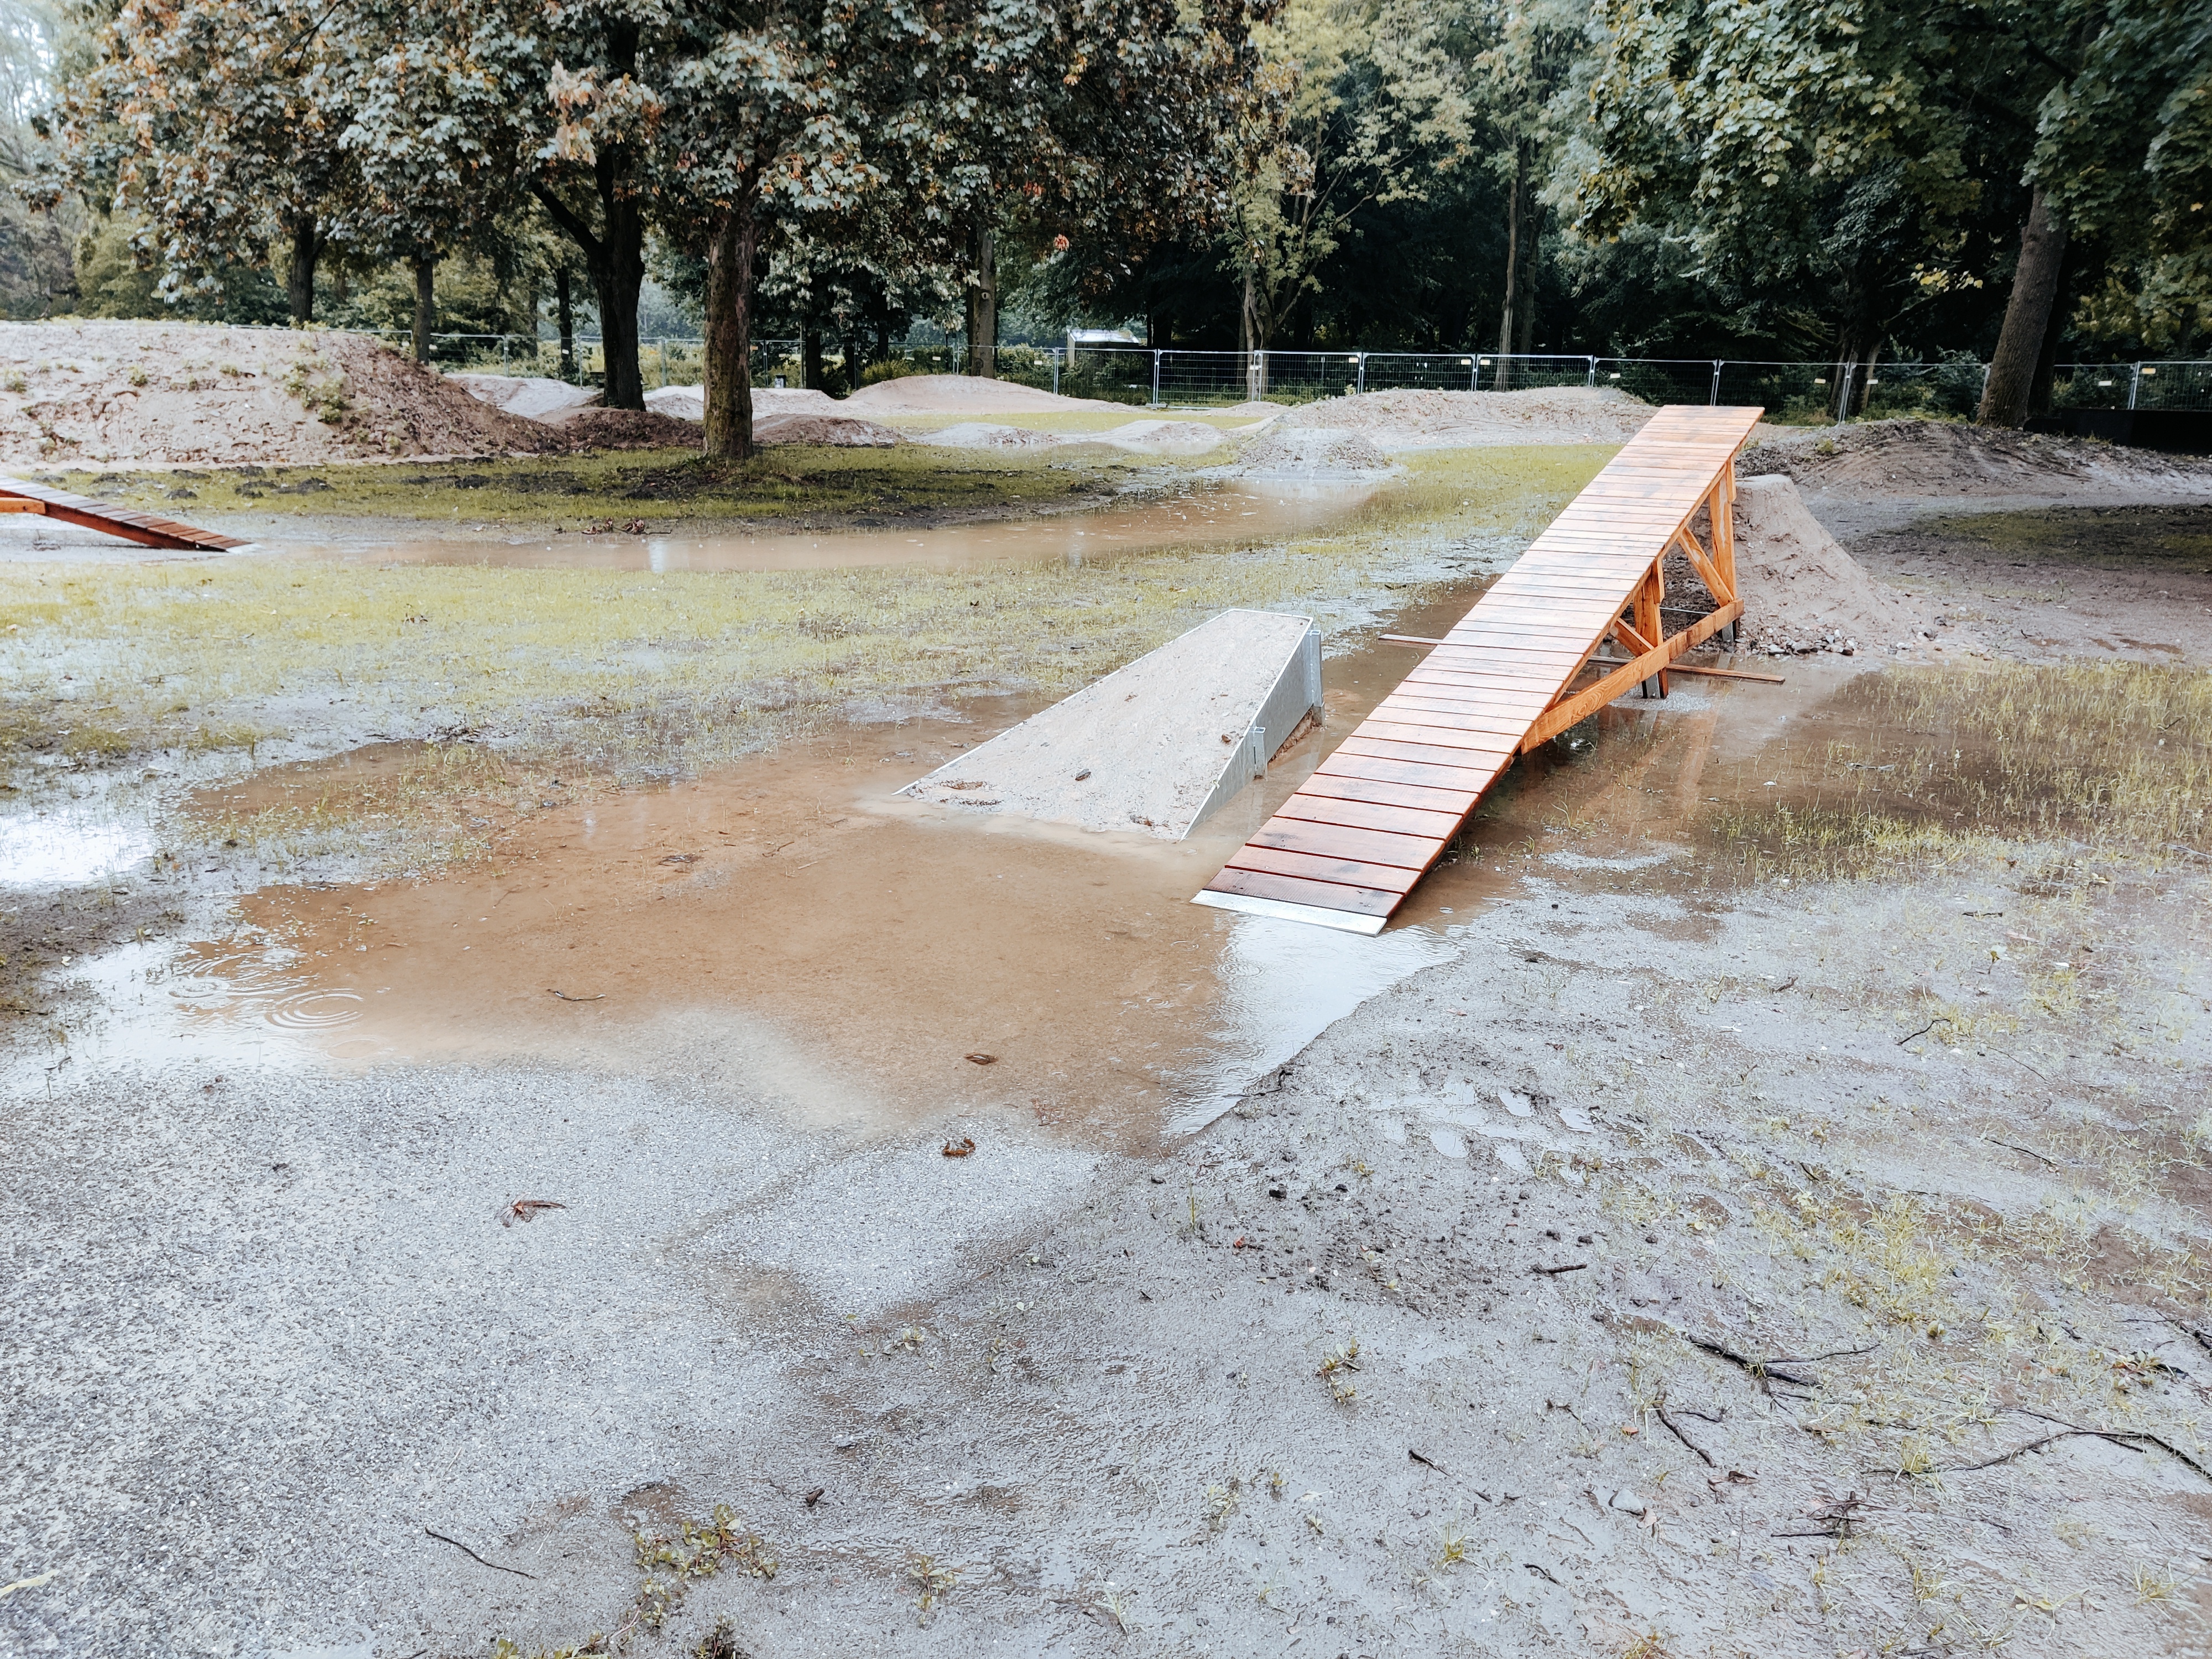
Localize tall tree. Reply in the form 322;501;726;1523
1986;0;2212;408
1575;0;2043;416
1223;0;1468;383
43;0;363;323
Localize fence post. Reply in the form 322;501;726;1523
1052;349;1060;397
1710;360;1723;405
1587;357;1597;388
1152;351;1161;407
2128;363;2142;410
1355;352;1366;395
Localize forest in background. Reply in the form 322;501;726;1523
0;1;2203;442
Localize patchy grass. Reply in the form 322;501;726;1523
1699;661;2212;885
40;444;1123;531
1921;504;2212;573
1;446;1609;825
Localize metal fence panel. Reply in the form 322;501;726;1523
366;329;2209;416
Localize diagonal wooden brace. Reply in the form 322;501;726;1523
1522;598;1745;749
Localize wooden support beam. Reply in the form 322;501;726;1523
1522;599;1744;748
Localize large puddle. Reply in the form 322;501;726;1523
0;478;1380;572
39;581;1870;1151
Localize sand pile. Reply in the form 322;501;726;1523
641;385;843;421
1233;425;1395;474
844;373;1130;415
1741;418;2212;495
917;418;1221;456
629;385;899;446
918;421;1060;450
448;374;600;421
753;413;899;447
1281;386;1660;450
1725;475;1967;656
0;321;565;465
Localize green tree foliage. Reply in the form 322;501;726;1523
1225;0;1470;364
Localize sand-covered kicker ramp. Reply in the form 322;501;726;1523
901;610;1323;838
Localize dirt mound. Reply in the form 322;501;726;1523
916;421;1061;450
753;413;900;447
557;408;702;450
1233;425;1395;473
641;385;842;421
1740;418;2212;495
844;373;1130;414
1726;475;1963;656
1282;385;1660;450
448;373;600;422
0;321;561;464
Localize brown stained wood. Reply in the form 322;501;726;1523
1272;794;1467;839
1315;752;1506;792
1223;844;1428;894
1352;726;1527;760
1293;773;1481;816
1250;820;1447;870
1203;867;1398;917
1373;703;1544;739
1338;735;1519;770
0;474;246;551
1203;404;1762;930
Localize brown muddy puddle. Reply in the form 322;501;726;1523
84;593;1912;1150
275;478;1380;573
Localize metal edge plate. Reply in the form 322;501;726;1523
1190;890;1389;936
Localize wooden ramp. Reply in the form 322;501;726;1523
0;474;246;551
1195;404;1763;936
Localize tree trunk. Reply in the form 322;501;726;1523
411;255;435;363
801;325;824;390
2027;242;2075;416
1241;269;1267;396
284;212;319;326
1515;202;1542;359
1853;338;1884;416
964;223;997;378
555;268;577;382
1979;187;2069;428
703;197;759;462
1495;152;1525;391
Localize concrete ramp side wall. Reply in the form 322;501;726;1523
1186;621;1323;837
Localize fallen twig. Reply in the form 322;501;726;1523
1895;1020;1937;1047
1408;1447;1447;1473
1985;1138;2058;1167
545;988;604;1003
1524;1562;1562;1586
1949;1411;2212;1484
1653;1397;1715;1467
1676;1330;1817;1390
1532;1262;1588;1276
425;1526;538;1579
498;1198;566;1227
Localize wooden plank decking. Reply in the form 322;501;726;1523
0;474;246;551
1194;404;1764;935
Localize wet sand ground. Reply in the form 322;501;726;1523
4;495;2211;1657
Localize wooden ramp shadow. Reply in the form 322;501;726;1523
1194;403;1764;936
0;474;247;552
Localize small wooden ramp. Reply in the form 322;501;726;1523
0;474;246;551
1195;404;1763;935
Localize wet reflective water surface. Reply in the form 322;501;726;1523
279;479;1380;573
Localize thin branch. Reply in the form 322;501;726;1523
1946;1414;2212;1484
424;1526;538;1579
531;180;603;263
1653;1396;1715;1468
